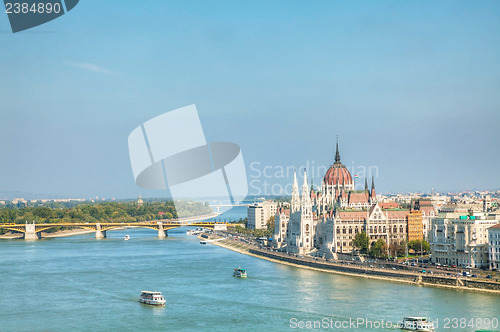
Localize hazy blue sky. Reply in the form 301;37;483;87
1;0;499;199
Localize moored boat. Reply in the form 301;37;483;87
139;291;166;306
186;228;203;235
124;235;130;241
400;317;434;331
233;268;247;278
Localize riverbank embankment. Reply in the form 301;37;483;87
201;234;500;295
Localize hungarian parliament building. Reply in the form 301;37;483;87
273;143;412;257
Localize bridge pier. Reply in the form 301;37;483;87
24;221;41;240
157;222;167;239
95;223;107;239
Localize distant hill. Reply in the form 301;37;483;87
0;191;64;200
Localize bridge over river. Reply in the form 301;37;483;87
0;213;240;240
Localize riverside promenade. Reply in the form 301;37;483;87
201;233;500;295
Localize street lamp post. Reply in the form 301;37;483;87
420;240;423;268
404;240;408;264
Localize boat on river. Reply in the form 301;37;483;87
186;228;203;235
400;317;434;331
124;235;130;241
233;268;247;278
139;291;166;306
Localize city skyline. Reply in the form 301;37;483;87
1;1;499;198
2;2;500;331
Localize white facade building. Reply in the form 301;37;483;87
247;200;277;230
273;142;407;258
488;224;500;270
285;170;314;254
430;213;498;268
274;205;290;249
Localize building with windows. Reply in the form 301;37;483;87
488;223;500;270
429;213;498;268
273;142;409;257
247;200;277;230
314;203;408;255
413;199;435;240
274;205;290;249
284;170;315;254
407;210;423;242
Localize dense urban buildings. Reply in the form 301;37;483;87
268;143;500;268
429;212;499;268
273;143;412;257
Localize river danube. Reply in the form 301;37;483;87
1;225;499;331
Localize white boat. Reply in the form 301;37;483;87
186;228;203;235
401;317;434;331
200;240;207;245
139;291;166;306
233;268;247;278
124;235;130;241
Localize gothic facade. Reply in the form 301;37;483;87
273;143;409;257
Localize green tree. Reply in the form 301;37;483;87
0;199;209;225
266;216;275;233
235;225;247;234
253;228;266;238
422;240;430;253
389;242;405;257
353;231;370;254
408;240;430;254
369;239;387;258
32;207;53;219
408;240;417;253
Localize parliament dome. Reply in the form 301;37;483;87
323;143;353;186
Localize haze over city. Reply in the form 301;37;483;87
2;2;500;332
1;0;499;199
